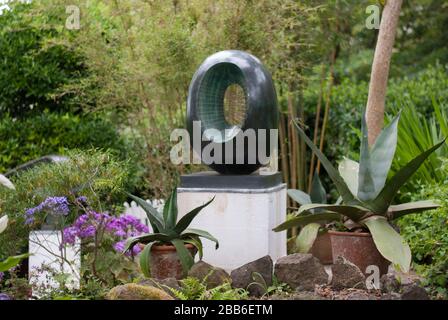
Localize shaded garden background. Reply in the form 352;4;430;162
1;0;448;298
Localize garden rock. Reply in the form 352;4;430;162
106;283;174;300
380;267;425;294
188;261;231;289
230;255;273;297
139;277;181;298
380;292;402;300
401;284;430;300
274;253;328;291
343;291;373;300
380;273;400;293
331;256;366;290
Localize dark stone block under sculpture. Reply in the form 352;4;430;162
180;171;283;190
187;50;279;175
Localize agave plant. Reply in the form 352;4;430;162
124;189;219;277
274;113;445;272
0;174;15;190
287;173;341;253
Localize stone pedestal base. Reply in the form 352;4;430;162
29;231;80;296
177;172;287;272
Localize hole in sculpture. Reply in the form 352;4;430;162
223;83;246;128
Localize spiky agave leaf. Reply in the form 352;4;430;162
0;253;30;272
139;243;155;278
358;114;376;201
273;212;340;232
174;197;215;234
171;239;195;276
181;228;219;250
388;200;440;220
0;174;15;190
287;189;311;205
363;216;411;273
338;158;359;196
297;203;369;222
183;236;204;260
295;223;320;253
369;113;400;197
310;172;327;204
128;193;165;233
0;215;8;234
293;120;358;205
163;189;178;230
369;139;446;213
123;233;172;253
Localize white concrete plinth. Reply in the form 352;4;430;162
177;183;287;272
29;231;80;296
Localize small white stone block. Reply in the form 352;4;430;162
29;231;81;295
177;184;287;272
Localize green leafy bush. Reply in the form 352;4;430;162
303;64;448;162
0;149;135;259
170;277;248;300
397;167;448;299
388;101;448;197
0;112;134;173
0;2;87;117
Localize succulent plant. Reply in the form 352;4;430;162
287;173;340;253
274;113;445;272
124;189;218;277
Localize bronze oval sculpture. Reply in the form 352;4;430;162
187;50;278;175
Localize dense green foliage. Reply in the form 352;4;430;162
1;0;448;299
0;150;135;259
303;65;448;162
398;169;448;299
0;112;135;172
170;277;248;300
0;3;87;117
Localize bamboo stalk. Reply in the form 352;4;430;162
308;64;326;191
316;49;336;174
279;114;289;188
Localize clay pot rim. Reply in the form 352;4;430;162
151;243;195;252
328;230;372;238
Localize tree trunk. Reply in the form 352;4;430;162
366;0;403;146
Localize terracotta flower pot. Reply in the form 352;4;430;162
310;232;333;265
150;243;197;280
328;230;390;276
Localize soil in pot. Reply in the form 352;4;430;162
150;243;197;280
310;232;333;265
328;231;389;276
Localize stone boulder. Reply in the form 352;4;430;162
230;255;273;297
331;256;366;290
401;284;430;300
380;273;401;293
188;261;231;289
274;253;328;291
106;283;174;300
139;277;181;298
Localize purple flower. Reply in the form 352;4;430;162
76;196;88;204
0;272;4;282
61;211;149;257
62;226;78;245
24;196;70;225
113;240;142;256
0;293;12;300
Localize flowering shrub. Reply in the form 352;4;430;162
25;196;71;225
62;211;149;256
21;195;150;297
